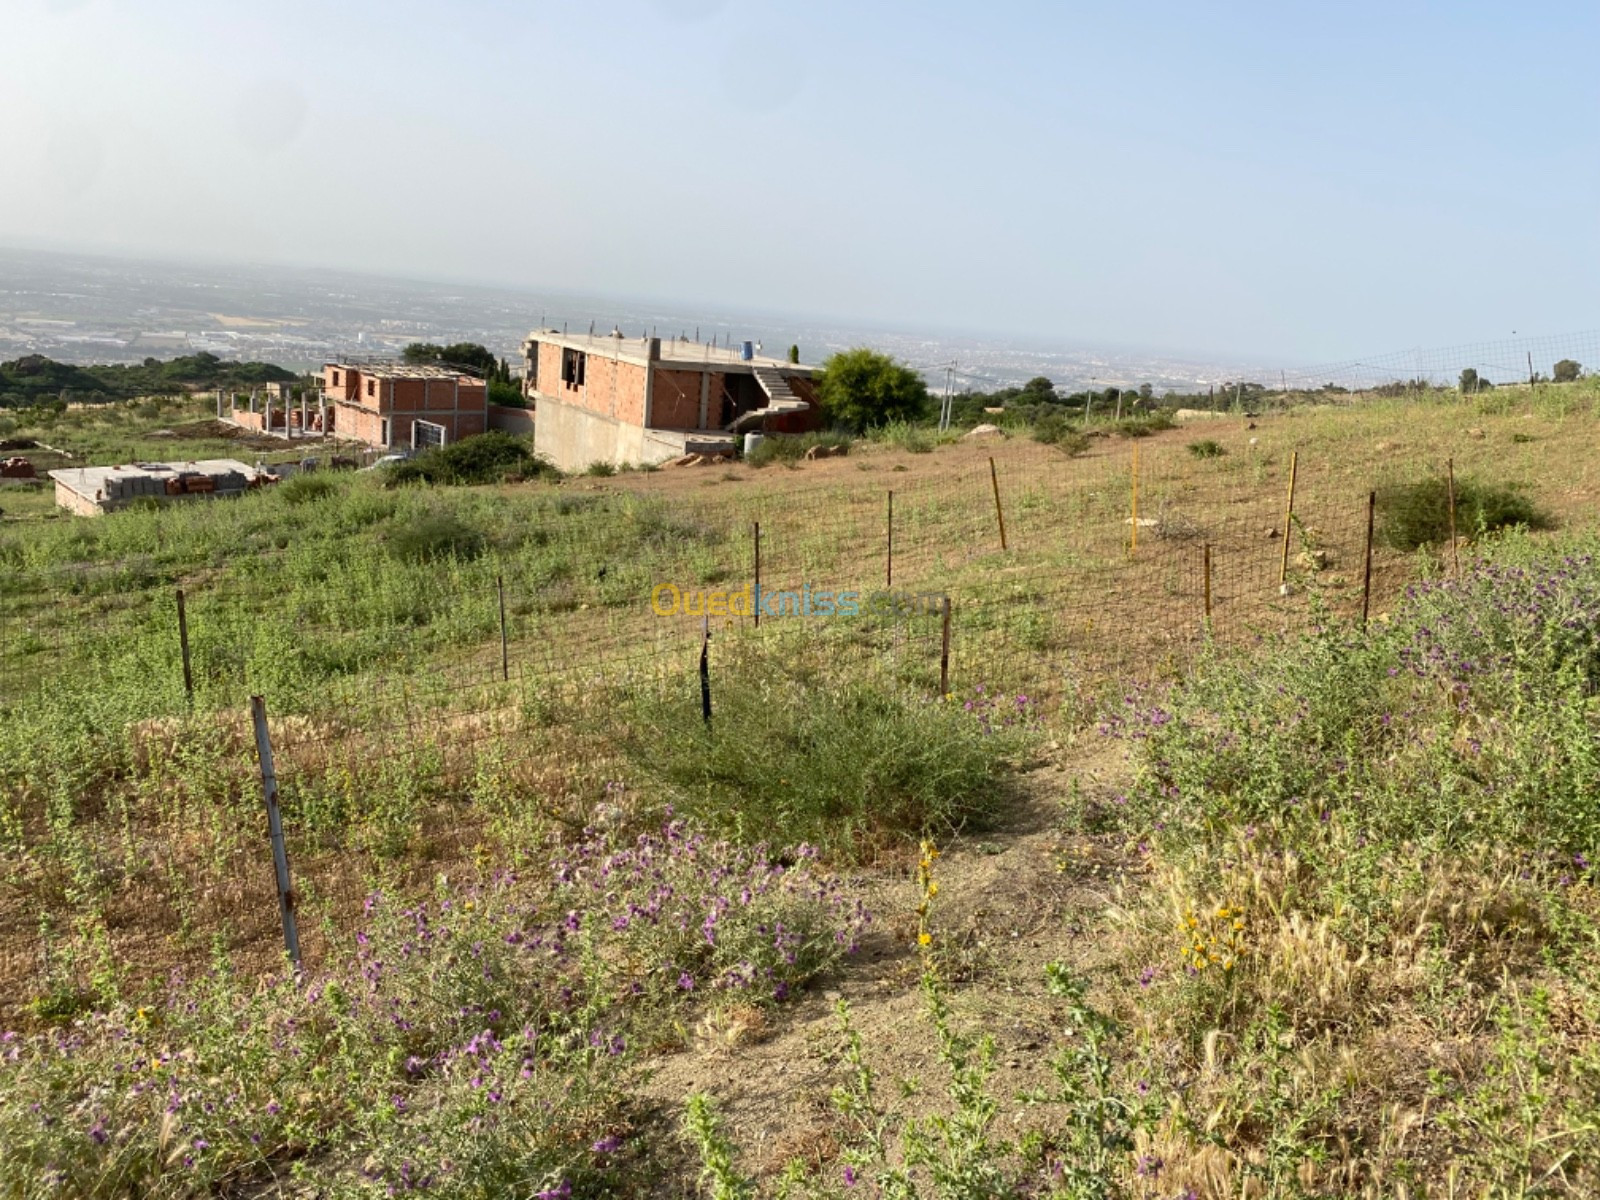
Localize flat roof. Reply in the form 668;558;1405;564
324;362;483;381
523;330;815;373
50;459;266;500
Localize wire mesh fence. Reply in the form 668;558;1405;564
0;435;1498;1018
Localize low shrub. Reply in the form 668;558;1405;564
870;420;936;454
387;511;485;562
584;460;616;477
278;473;339;505
387;432;554;487
1031;412;1090;456
1112;538;1600;857
620;671;1035;860
1111;411;1174;438
1187;438;1225;459
1378;474;1553;550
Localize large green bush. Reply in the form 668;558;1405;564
386;432;554;487
1378;474;1553;550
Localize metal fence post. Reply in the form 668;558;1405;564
989;457;1008;551
176;588;194;701
886;490;894;589
1361;491;1377;631
249;696;301;969
1447;458;1460;579
939;595;952;697
497;574;509;681
1203;543;1213;626
699;617;712;726
753;521;762;628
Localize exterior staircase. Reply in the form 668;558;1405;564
728;366;811;432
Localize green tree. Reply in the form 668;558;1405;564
1553;359;1581;383
401;342;444;364
402;342;498;375
1459;368;1480;393
1021;375;1056;398
787;345;800;365
816;349;930;432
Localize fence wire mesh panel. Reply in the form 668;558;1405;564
0;423;1584;1018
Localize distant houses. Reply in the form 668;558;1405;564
520;331;820;472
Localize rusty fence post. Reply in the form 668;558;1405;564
1361;490;1377;631
753;520;762;628
176;588;194;701
989;457;1008;551
1203;543;1213;626
249;696;301;970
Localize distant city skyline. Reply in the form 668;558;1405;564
3;1;1595;365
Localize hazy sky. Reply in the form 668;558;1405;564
2;0;1596;362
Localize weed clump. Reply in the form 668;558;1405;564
621;673;1034;860
387;511;485;562
277;473;339;505
386;431;554;487
746;430;853;467
1379;474;1553;549
1187;438;1225;459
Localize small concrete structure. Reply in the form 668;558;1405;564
49;459;272;516
521;330;821;472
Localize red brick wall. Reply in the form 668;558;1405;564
536;343;648;424
650;368;703;430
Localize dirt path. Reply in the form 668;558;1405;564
640;740;1138;1181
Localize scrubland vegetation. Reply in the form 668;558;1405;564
1;379;1599;1195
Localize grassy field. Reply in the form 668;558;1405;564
1;382;1598;1196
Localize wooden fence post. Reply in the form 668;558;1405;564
249;696;301;970
176;588;194;701
1361;490;1377;631
753;520;762;628
886;490;894;589
1447;458;1460;579
1278;449;1299;584
496;574;509;681
989;457;1008;551
939;595;952;697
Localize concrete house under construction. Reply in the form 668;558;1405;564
320;362;488;450
521;331;820;471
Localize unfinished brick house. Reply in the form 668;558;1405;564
320;362;488;450
520;331;820;471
